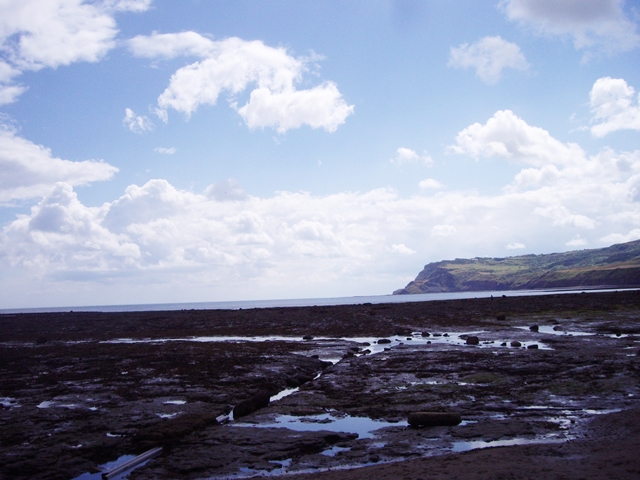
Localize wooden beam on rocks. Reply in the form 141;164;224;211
102;447;162;479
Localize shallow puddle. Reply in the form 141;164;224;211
72;454;137;480
452;435;566;452
516;325;592;336
233;413;405;439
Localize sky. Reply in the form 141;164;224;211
0;0;639;309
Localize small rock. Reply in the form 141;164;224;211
422;332;431;337
529;325;539;332
527;344;539;350
500;342;507;346
510;341;522;347
553;326;563;331
408;412;462;427
443;333;449;337
377;338;392;344
302;335;314;340
466;336;480;346
433;333;442;337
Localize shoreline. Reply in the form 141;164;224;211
2;285;638;315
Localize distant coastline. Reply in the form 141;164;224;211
1;286;637;315
394;240;640;295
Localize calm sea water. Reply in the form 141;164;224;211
0;287;633;314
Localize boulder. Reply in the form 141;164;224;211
529;325;539;332
466;336;480;345
527;344;539;350
408;412;462;427
510;341;522;347
377;338;392;344
233;391;271;419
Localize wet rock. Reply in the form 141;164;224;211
527;344;539;350
377;339;392;344
466;336;480;346
511;341;522;347
408;412;462;427
303;335;314;340
443;333;449;337
233;391;272;419
422;332;430;337
530;325;539;332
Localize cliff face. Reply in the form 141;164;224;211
394;240;640;294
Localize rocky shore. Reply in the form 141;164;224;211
1;290;639;479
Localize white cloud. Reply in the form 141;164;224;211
418;178;444;190
448;36;529;85
600;229;640;244
102;0;153;12
128;33;354;133
0;0;150;103
0;128;118;202
390;244;416;255
449;109;584;167
154;147;176;155
589;77;640;137
431;224;457;237
4;104;640;305
501;0;640;55
204;179;248;202
566;235;587;246
123;108;154;133
127;31;217;59
391;147;433;166
0;85;27;106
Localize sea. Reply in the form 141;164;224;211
0;287;635;314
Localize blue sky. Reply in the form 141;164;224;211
1;0;639;308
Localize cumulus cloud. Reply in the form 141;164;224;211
390;244;416;255
448;36;529;85
600;229;640;244
449;109;584;167
123;108;154;133
0;0;150;103
589;77;640;137
431;225;457;237
154;147;176;155
418;178;443;190
204;179;248;202
0;128;118;202
3;107;640;304
501;0;640;55
391;147;433;166
128;33;354;133
566;235;587;246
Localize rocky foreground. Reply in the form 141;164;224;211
1;291;639;479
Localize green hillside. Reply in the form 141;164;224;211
393;240;640;294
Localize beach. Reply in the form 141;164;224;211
1;290;639;479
